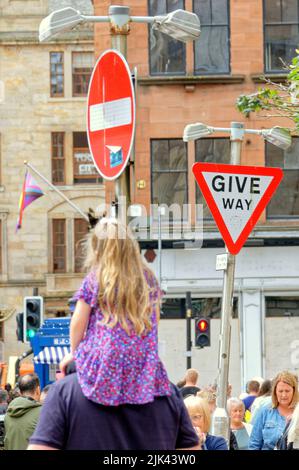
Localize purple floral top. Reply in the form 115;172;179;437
72;270;172;406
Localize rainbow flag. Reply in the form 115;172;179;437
16;170;44;231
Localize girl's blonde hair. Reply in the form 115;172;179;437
84;218;158;336
184;395;211;433
272;371;298;409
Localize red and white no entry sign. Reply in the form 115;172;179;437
193;163;283;255
87;49;136;181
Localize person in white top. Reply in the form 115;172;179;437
227;397;252;450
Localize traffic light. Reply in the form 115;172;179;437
195;317;210;348
16;312;24;342
23;296;43;343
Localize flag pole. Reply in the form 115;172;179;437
24;161;89;222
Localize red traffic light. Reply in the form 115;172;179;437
197;319;208;332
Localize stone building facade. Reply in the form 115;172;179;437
0;0;104;361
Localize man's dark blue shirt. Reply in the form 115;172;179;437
30;373;198;450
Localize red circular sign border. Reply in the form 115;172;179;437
86;49;136;181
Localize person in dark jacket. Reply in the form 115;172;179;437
0;389;8;449
4;374;41;450
184;395;228;450
0;389;8;414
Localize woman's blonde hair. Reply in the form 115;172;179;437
84;218;158;336
184;396;211;433
272;371;299;409
197;389;217;404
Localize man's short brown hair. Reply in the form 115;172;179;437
247;380;260;394
185;368;199;385
18;374;40;395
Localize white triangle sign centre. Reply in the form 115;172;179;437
193;163;283;254
202;171;273;243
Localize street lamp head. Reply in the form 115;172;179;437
39;7;83;42
152;9;200;42
183;122;214;142
262;126;292;150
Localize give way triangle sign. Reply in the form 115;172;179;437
192;163;283;255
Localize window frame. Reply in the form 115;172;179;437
161;296;238;319
73;132;102;185
148;0;187;76
150;138;189;216
265;295;299;317
193;0;231;75
74;218;89;273
72;51;94;97
50;52;64;98
195;136;231;220
263;0;299;73
51;132;65;185
52;219;66;273
265;139;299;219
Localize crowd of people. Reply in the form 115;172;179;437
177;368;299;451
0;218;298;451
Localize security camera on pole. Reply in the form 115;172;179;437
184;121;291;443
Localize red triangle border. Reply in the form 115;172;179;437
192;163;283;255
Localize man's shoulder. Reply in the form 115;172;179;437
48;372;79;395
181;386;200;397
206;433;227;450
243;395;254;404
167;383;186;403
53;376;181;401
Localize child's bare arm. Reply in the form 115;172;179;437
70;299;91;353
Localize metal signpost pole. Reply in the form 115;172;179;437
212;122;243;442
186;291;192;369
109;6;131;224
185;119;291;442
158;207;162;286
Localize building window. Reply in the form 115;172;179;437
264;0;299;72
193;0;230;75
195;138;230;219
52;219;66;273
266;296;299;317
161;297;238;319
72;52;94;96
73;132;102;184
148;0;186;75
50;52;64;97
151;139;188;218
266;138;299;218
74;219;89;273
51;133;65;184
